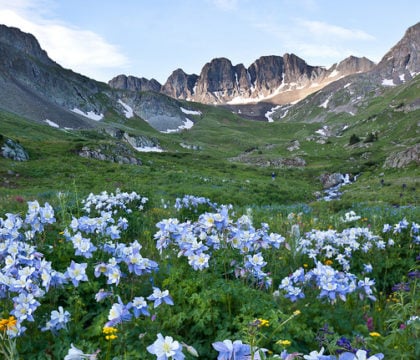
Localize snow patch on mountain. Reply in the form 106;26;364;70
72;108;104;121
180;107;202;115
45;119;60;128
265;105;281;122
320;95;333;109
382;79;395;86
134;146;164;152
118;100;134;118
162;118;194;133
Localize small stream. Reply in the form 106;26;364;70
322;174;358;201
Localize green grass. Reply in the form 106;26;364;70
1;77;419;214
0;78;419;359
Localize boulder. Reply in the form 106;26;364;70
1;137;29;161
383;144;420;168
287;140;300;152
78;143;142;165
320;173;346;189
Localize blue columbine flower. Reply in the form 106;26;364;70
41;306;71;333
212;339;251;360
147;333;185;360
65;261;88;287
132;296;150;317
147;287;174;308
106;296;132;327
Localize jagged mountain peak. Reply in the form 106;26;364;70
110;51;376;107
0;24;192;133
108;74;161;92
269;23;420;123
375;21;420;84
334;56;375;73
0;24;54;66
161;68;198;99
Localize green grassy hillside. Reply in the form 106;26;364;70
1;77;418;214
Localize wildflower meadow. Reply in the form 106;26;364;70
0;189;418;359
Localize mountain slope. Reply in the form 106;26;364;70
375;21;419;84
0;25;109;128
0;25;193;132
270;22;420;122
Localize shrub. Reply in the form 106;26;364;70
349;134;361;145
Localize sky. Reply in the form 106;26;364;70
0;0;418;84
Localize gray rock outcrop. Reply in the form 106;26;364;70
320;173;350;189
375;22;420;85
108;75;161;92
104;128;161;149
1;137;29;161
161;69;198;99
78;143;142;165
383;144;420;168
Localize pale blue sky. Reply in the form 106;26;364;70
0;0;418;83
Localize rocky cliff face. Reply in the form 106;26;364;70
192;53;373;105
191;57;248;103
110;53;374;106
0;25;54;66
108;74;161;92
332;55;375;74
0;25;108;128
248;56;284;95
283;53;324;84
161;69;198;99
269;22;420;122
0;24;192;133
375;22;420;84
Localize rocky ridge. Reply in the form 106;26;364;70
108;75;161;93
375;21;420;85
0;22;418;133
109;53;375;106
270;22;420;122
0;24;192;132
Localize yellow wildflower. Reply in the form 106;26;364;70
0;316;17;331
257;318;270;327
369;332;381;337
293;310;301;316
103;326;118;334
103;326;118;341
103;326;118;340
276;339;292;347
105;334;118;341
324;259;333;266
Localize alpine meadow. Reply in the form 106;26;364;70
0;18;419;360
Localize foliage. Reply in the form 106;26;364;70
0;76;419;359
349;134;361;145
0;191;418;359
